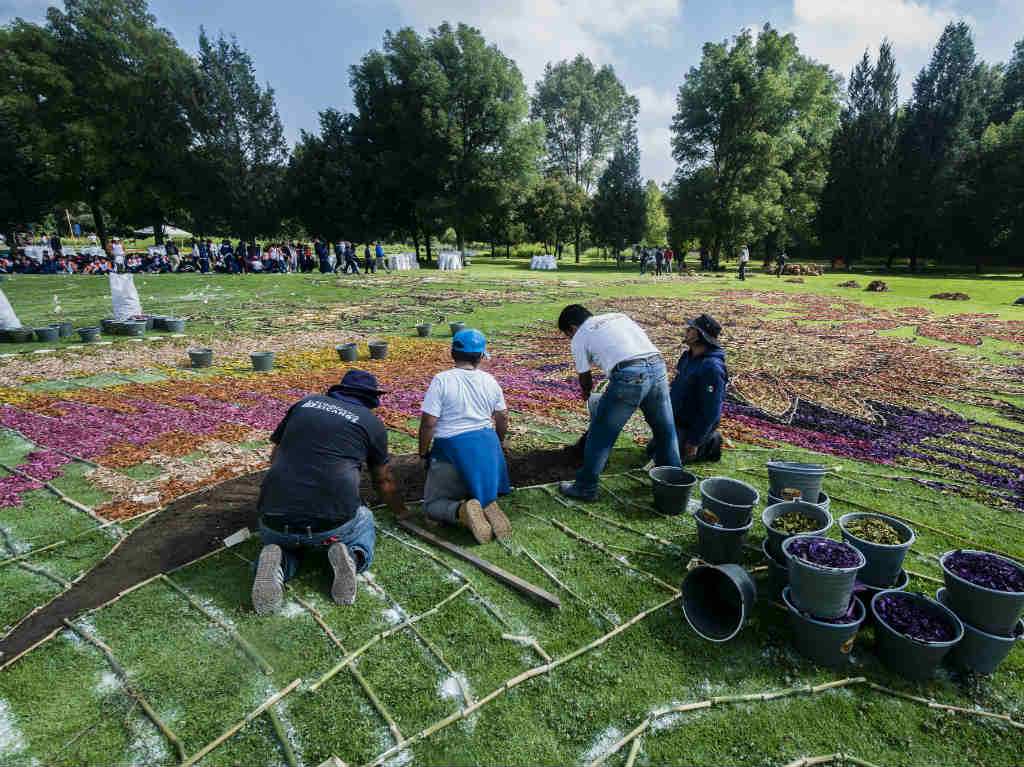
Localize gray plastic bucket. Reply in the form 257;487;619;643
251;352;274;371
768;491;830;515
761;537;789;599
151;315;168;330
939;550;1024;636
699;477;759;528
838;513;915;588
77;326;101;343
681;563;757;642
120;320;146;337
4;327;33;343
100;317;117;333
936;588;1024;674
416;323;433;337
34;326;59;342
139;315;156;330
763;501;832;561
783;587;865;667
449;321;467;336
51;321;73;338
369;341;389;360
188;348;213;368
871;591;964;680
766;460;828;503
336;343;358;362
856;569;909;626
649;467;697;515
694;511;752;564
784;535;865;619
164;318;186;333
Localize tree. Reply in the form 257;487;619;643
520;173;583;256
193;29;289;241
642;180;668;245
819;41;900;267
531;55;638;261
669;25;841;263
892;22;990;270
0;20;64;247
590;121;645;256
993;39;1024;124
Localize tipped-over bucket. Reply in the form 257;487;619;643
681;563;757;642
699;477;759;528
766;460;828;503
649;466;696;515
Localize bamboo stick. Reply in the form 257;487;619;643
782;755;838;767
0;461;108;524
603;543;663;559
292;593;404;744
624;735;642;767
542;486;677;547
61;619;186;762
905;568;944;585
159;574;273;675
18;560;69;588
519;547;617;625
866;682;1022;728
552;519;680;595
586;718;651;767
310;584;470;693
265;706;299;767
180;679;302;767
0;539;67;568
0;626;62;670
45;722;98;763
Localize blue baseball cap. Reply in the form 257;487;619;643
452;328;490;359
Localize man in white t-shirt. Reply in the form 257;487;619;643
110;238;126;273
557;304;681;501
418;329;511;543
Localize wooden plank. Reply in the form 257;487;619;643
396;520;561;608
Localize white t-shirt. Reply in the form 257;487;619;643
421;368;507;439
571;313;659;375
740;248;749;263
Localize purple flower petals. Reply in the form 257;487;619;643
875;592;957;642
786;535;862;569
945;550;1024;593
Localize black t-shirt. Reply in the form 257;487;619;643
258;394;389;524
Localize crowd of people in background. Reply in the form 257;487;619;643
0;233;399;277
629;245;677;275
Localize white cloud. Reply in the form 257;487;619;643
791;0;958;80
392;0;682;91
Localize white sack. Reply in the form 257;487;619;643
108;273;142;320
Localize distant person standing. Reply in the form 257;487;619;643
739;246;749;281
654;247;664;276
364;243;375;275
110;237;126;273
776;251;788;278
663;246;674;274
376;241;390;273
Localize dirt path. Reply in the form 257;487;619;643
0;448;581;665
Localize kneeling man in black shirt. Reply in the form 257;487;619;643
252;370;408;615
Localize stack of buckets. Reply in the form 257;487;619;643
679;473;761;642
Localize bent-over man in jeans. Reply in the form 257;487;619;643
557;304;681;501
252;370;408;615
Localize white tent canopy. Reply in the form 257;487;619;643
133;225;192;238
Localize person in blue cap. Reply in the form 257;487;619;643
417;328;511;543
252;369;409;615
666;314;727;463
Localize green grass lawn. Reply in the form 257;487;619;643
1;265;1023;766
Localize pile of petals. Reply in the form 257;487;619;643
944;550;1024;593
874;592;958;642
785;536;863;569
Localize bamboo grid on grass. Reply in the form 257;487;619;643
60;618;187;762
358;592;680;767
583;675;1024;767
292;592;405;745
782;753;882;767
541;485;678;548
310;583;471;693
359;574;475;707
0;460;110;525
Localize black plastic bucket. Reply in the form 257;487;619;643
699;477;759;528
681;563;757;642
450;321;467;336
416;323;433;337
369;341;389;359
649;466;697;515
939;550;1024;636
336;343;358;362
694;511;752;565
839;513;915;588
251;352;274;371
936;587;1024;675
784;535;865;619
188;348;213;368
871;590;963;680
762;500;832;562
783;587;865;667
77;326;101;343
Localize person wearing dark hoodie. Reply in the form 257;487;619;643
251;370;409;615
666;313;727;463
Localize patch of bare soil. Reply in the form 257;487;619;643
0;448;581;665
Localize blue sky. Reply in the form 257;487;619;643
2;0;1021;184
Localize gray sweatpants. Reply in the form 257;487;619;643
423;460;470;522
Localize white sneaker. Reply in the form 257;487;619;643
328;543;358;606
252;544;284;615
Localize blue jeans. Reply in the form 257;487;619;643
574;358;680;495
258;507;375;580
